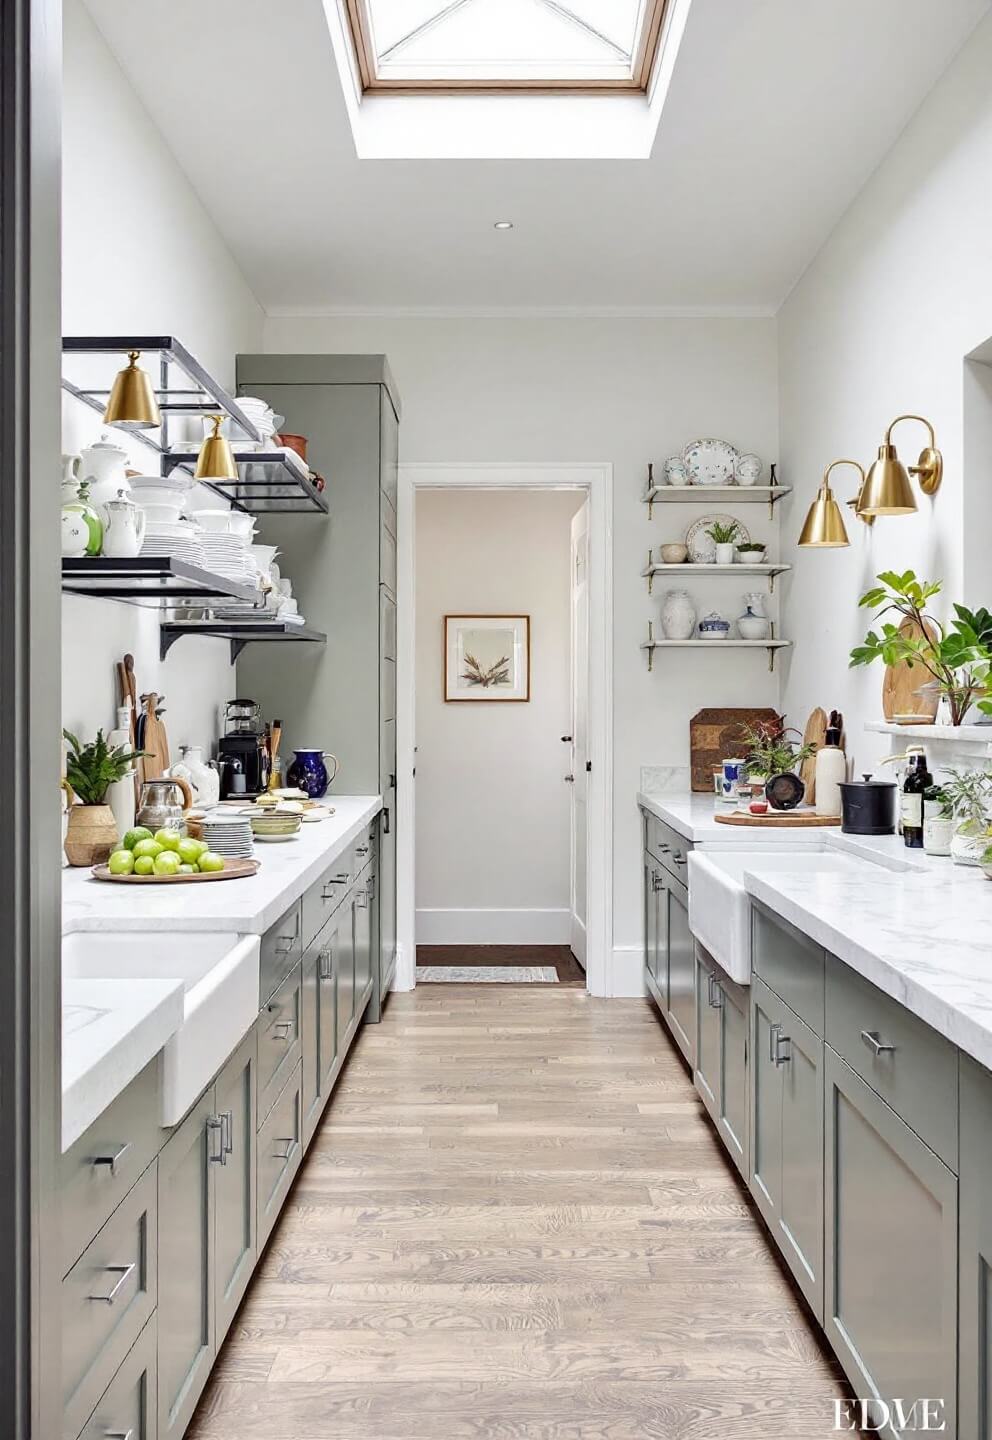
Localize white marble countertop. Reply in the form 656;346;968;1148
63;795;382;935
62;975;184;1151
639;789;992;1071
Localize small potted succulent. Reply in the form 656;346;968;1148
736;539;767;564
740;720;817;810
922;785;954;856
705;519;740;565
62;728;143;866
940;766;992;865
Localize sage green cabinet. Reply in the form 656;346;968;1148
336;894;357;1056
748;974;823;1318
961;1054;992;1440
643;852;666;1011
665;872;695;1066
354;867;374;1004
694;949;720;1118
694;947;749;1180
213;1031;257;1347
79;1315;157;1440
824;1046;957;1439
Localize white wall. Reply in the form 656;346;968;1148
778;14;992;775
264;312;781;981
61;0;264;747
414;488;583;945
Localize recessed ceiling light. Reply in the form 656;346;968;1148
493;220;514;230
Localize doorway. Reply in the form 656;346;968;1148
395;464;613;998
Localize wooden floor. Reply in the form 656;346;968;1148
416;944;587;985
190;987;845;1439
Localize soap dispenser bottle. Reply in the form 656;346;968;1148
814;711;846;817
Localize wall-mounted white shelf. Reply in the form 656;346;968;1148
641;625;791;673
641;557;791;594
866;720;992;754
642;483;791;519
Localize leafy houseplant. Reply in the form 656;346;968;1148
705;519;740;565
939;766;992;866
849;571;992;726
738;720;817;809
63;728;142;866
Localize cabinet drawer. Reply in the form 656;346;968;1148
259;898;302;1005
63;1161;157;1440
752;901;824;1034
79;1312;157;1440
302;860;352;953
257;963;303;1126
257;1059;303;1249
61;1059;161;1277
643;810;692;881
825;954;958;1171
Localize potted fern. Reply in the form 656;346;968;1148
63;728;143;866
940;766;992;866
705;519;740;565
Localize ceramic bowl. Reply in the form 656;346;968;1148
660;543;688;564
738;616;771;640
138;499;185;525
194;509;234;533
227;512;257;541
663;456;690;487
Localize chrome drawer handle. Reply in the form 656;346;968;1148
317;948;333;981
206;1115;226;1165
273;1138;297;1161
651;870;664;892
322;879;348;898
91;1142;130;1176
356;844;370;856
658;843;670;854
861;1029;896;1057
356;888;369;909
672;853;686;867
271;1021;294;1041
707;973;723;1009
221;1110;234;1157
769;1023;791;1066
104;1431;135;1440
89;1262;136;1304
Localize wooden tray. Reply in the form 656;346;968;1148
714;811;841;828
91;858;260;883
689;707;782;793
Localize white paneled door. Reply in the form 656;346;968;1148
569;499;590;969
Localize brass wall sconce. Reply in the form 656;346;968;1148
858;414;942;517
194;415;239;482
102;350;161;428
798;459;873;548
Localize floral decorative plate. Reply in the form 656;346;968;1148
685;514;751;564
682;438;739;486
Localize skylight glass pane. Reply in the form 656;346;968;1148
364;0;649;80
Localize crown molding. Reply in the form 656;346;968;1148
263;302;777;320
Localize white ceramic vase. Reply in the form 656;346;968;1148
660;589;697;640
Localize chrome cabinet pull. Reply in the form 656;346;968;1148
88;1262;136;1304
356;888;369;909
707;973;723;1009
271;1020;293;1041
318;949;333;981
861;1029;896;1057
273;1138;296;1161
768;1023;791;1066
356;844;370;856
651;870;664;892
91;1141;130;1176
221;1110;234;1157
658;843;670;854
207;1115;226;1165
104;1430;135;1440
769;1022;780;1062
672;852;686;867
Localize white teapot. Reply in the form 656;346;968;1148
102;489;147;558
79;433;130;523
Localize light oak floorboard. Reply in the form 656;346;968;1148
190;988;845;1438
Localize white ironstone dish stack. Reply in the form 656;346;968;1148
200;813;254;859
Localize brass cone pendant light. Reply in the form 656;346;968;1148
858;414;942;517
798;460;871;548
195;416;239;481
103;350;161;428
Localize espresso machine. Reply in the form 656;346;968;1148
218;699;269;798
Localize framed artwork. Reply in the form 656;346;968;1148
444;614;531;702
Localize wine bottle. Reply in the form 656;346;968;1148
901;748;932;849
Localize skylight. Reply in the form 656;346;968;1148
344;0;671;92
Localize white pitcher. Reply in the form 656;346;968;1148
102;489;147;557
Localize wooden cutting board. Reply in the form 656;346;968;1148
140;693;170;780
799;707;828;804
882;618;940;721
689;708;782;792
714;811;841;827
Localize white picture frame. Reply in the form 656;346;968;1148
443;614;531;702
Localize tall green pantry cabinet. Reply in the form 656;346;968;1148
235;354;399;1016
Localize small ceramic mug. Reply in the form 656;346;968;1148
721;757;745;800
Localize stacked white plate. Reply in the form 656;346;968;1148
234;396;279;443
201;814;254;859
199;531;254;582
141;521;205;569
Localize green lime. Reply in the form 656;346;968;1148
133;838;163;861
197;851;225;873
154;851;182;876
121;826;153;852
133;855;155;875
177;837;202;865
107;849;135;875
154;828;182;853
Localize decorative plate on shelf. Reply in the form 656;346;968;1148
685;514;751;564
682;438;739;486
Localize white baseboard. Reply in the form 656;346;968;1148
416;908;571;946
392;940;415;992
609;945;647;998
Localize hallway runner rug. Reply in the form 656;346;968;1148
415;966;559;983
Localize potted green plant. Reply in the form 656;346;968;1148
736;539;767;564
939;766;992;865
849;571;992;726
739;720;817;809
922;785;954;856
63;728;143;866
705;519;740;565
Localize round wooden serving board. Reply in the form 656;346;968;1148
91;858;260;883
714;811;841;828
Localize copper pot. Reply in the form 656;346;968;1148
278;432;308;463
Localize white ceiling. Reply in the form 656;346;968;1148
83;0;988;312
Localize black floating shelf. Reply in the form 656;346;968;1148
61;556;263;610
163;452;329;515
159;619;327;663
